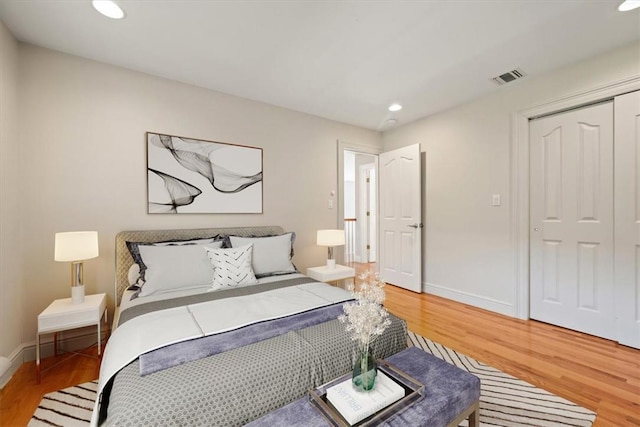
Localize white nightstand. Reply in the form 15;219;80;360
36;293;107;382
307;265;356;287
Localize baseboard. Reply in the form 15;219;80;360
422;282;516;317
0;329;107;390
0;344;27;389
24;329;108;361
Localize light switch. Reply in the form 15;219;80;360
328;199;334;209
492;194;501;206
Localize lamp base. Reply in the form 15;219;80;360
326;259;336;269
72;285;85;304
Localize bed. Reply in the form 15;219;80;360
91;226;408;426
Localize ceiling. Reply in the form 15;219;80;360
1;1;639;131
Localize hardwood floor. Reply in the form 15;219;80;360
0;346;100;426
1;268;639;426
383;283;640;427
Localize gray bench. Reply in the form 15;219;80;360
247;346;481;427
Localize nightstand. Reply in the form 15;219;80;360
36;293;107;382
307;265;356;287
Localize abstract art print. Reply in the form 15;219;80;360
147;132;263;213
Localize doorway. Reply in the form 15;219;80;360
342;150;378;267
339;141;423;293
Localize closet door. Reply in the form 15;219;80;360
530;102;615;340
615;90;640;349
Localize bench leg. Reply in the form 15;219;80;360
447;399;480;427
468;405;479;427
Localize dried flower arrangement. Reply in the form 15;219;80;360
338;271;392;390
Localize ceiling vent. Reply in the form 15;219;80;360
491;68;526;86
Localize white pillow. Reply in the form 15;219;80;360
229;233;296;276
205;244;257;290
127;237;222;282
127;264;141;287
137;241;223;297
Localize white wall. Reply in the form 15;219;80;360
382;41;640;316
10;43;381;360
0;20;23;384
343;150;356;218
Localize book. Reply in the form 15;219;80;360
326;371;405;425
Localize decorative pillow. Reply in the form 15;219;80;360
126;237;222;282
228;233;296;277
136;241;224;297
205;244;257;290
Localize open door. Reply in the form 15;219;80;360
379;144;422;292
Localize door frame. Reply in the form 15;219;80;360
359;162;376;263
337;140;382;265
511;74;640;320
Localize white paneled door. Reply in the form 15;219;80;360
614;91;640;349
530;102;615;340
379;144;422;293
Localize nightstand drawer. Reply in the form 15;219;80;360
38;293;106;333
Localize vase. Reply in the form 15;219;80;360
352;344;377;391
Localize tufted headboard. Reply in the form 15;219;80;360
114;226;284;306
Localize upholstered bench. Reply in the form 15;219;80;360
247;346;481;427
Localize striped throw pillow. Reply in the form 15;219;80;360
205;244;258;290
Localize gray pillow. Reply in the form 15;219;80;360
228;233;296;277
126;236;222;286
137;241;224;297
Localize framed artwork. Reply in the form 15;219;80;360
147;132;263;213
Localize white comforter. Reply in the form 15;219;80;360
91;280;352;426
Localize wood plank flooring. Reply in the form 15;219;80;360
0;346;100;426
383;284;640;427
1;268;638;426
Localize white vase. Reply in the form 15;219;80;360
72;285;85;304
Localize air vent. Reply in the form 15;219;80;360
491;68;526;86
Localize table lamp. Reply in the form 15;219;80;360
317;229;345;269
54;231;99;304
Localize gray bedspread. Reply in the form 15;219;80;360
104;314;407;426
100;278;408;426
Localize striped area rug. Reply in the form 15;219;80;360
29;334;597;427
28;380;97;427
408;331;597;427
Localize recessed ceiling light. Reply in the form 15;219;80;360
619;0;640;11
388;103;403;112
92;0;125;19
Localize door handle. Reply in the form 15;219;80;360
408;223;423;229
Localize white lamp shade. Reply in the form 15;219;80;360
317;229;345;247
54;231;99;262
